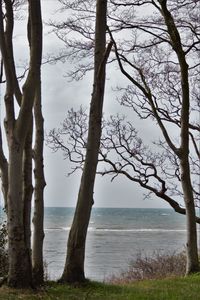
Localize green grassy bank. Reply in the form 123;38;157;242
1;275;200;300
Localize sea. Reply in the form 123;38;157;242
43;207;199;281
1;207;199;281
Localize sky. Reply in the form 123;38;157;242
0;0;174;209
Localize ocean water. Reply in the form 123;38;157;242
43;207;194;281
1;207;198;281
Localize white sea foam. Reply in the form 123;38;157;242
160;213;170;216
44;227;187;233
94;228;187;232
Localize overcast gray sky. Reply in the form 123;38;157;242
0;0;174;208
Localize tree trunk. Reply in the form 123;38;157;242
0;0;43;287
60;0;110;283
180;156;199;274
32;79;46;286
23;124;33;250
22;124;33;284
7;141;32;288
156;1;199;274
0;127;8;211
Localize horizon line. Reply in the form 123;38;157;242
42;206;172;209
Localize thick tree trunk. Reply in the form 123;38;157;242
7;142;32;288
60;0;109;283
32;80;46;285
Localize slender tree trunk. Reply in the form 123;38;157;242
7;141;32;287
60;0;111;283
32;79;46;285
179;57;199;275
23;124;33;275
0;127;8;211
180;156;199;274
158;1;199;274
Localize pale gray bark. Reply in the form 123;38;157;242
0;127;8;211
60;0;112;283
0;0;43;287
7;139;33;287
23;124;33;265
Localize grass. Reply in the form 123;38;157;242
1;275;200;300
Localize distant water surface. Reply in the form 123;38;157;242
0;206;198;281
43;207;194;281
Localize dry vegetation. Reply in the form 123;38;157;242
109;251;186;284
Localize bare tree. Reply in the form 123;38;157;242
58;0;112;283
0;0;43;287
0;3;46;285
107;0;200;275
47;0;200;275
47;109;200;221
48;0;96;80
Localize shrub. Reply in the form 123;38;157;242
0;221;8;278
109;251;186;284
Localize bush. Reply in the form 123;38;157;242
0;222;8;278
109;251;186;284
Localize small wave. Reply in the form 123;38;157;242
160;213;170;216
61;227;71;231
45;227;96;232
44;227;64;232
44;227;72;232
44;227;187;233
94;228;186;233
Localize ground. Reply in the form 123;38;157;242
1;275;200;300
